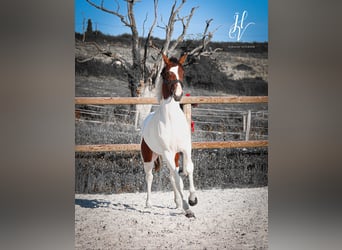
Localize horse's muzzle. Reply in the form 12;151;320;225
172;81;183;102
173;92;183;102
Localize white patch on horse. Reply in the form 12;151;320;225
169;66;179;80
169;66;182;97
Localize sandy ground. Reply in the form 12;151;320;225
75;187;268;249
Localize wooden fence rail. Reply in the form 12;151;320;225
75;96;268;105
75;96;268;152
75;140;268;152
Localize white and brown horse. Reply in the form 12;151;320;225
140;53;197;218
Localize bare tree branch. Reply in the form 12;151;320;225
85;0;132;27
76;41;127;64
149;40;162;52
169;6;198;51
114;0;120;13
162;0;187;54
76;56;97;63
142;13;148;38
187;19;219;58
142;0;158;81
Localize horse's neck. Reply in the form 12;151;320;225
158;98;188;139
160;98;182;118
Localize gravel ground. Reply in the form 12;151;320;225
75;187;268;249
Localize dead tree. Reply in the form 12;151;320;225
85;0;219;128
86;0;145;97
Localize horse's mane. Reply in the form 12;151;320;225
156;73;163;102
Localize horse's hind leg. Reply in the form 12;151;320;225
141;138;157;208
143;161;153;208
169;173;182;209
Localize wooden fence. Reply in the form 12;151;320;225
75;96;268;152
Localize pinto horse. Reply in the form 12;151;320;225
140;53;198;218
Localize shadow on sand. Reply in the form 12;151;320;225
75;198;184;217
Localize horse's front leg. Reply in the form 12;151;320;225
169;174;182;208
182;148;198;206
163;151;195;218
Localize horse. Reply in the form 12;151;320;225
140;53;198;218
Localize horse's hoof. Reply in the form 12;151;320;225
189;197;198;206
185;211;195;218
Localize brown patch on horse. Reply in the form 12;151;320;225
174;152;180;168
141;138;161;172
141;138;152;162
154;156;161;172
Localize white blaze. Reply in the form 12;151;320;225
169;66;179;80
169;66;182;97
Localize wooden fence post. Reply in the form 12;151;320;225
183;103;192;133
243;113;247;132
245;110;251;141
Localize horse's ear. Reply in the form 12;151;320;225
162;53;170;65
178;53;188;65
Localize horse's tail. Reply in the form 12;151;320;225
154;156;162;172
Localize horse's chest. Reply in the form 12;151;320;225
160;114;189;145
142;109;190;153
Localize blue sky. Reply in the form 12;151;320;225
75;0;268;42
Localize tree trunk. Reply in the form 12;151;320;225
128;1;142;97
129;36;141;97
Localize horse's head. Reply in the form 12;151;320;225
161;53;187;102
